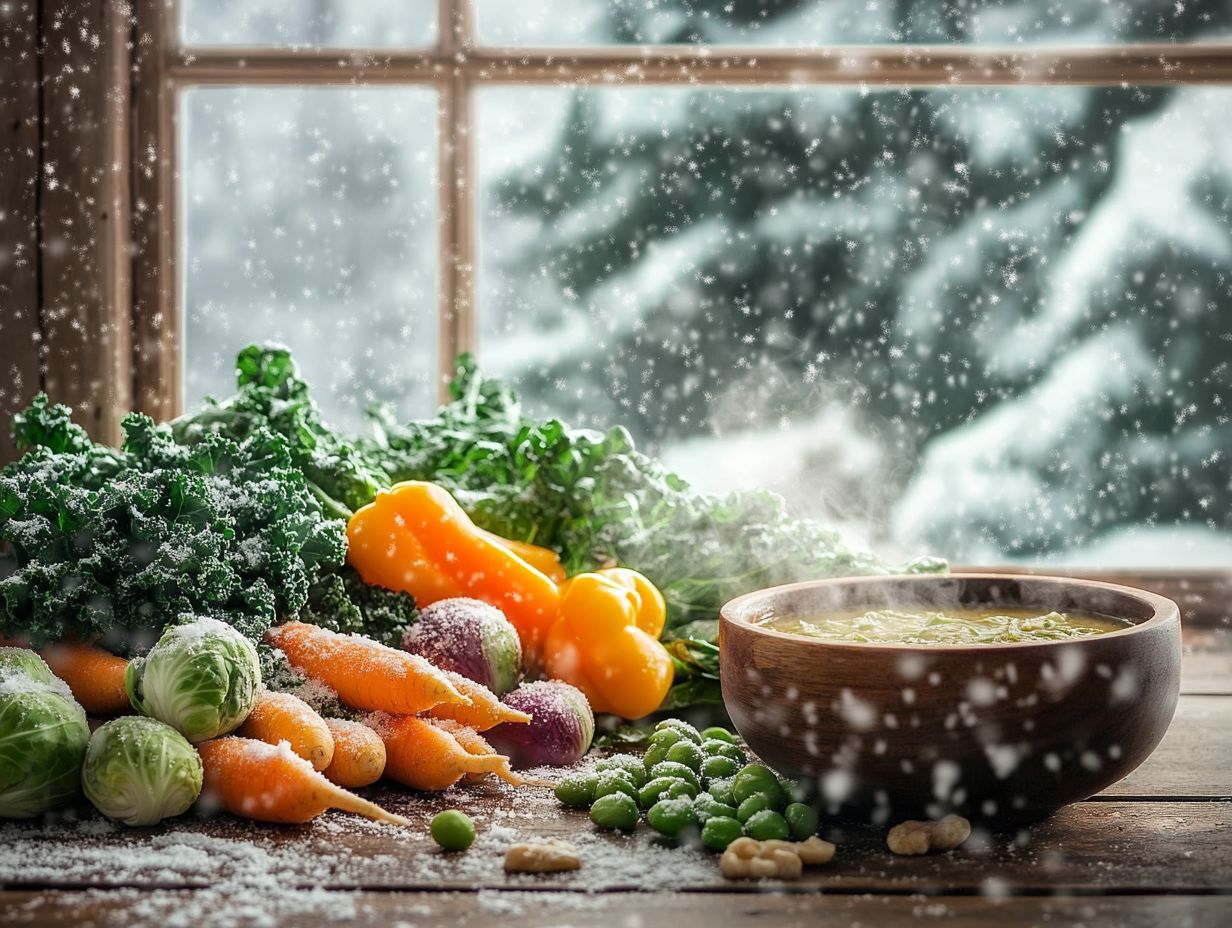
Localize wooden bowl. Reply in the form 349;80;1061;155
719;573;1180;822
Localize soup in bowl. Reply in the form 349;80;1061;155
719;573;1180;822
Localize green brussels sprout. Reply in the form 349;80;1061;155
82;717;203;826
126;618;261;743
0;671;89;818
0;648;56;684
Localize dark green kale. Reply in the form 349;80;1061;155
170;344;388;519
300;564;418;648
0;403;346;654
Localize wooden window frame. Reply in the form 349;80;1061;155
126;0;1232;421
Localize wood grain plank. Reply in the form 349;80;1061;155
1097;696;1232;798
38;0;132;446
0;0;43;465
1;795;1227;894
2;890;1229;928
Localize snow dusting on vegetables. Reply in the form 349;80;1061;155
81;717;203;826
0;658;89;818
125;618;262;743
488;680;594;768
403;598;523;696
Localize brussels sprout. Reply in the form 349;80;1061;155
0;647;56;684
126;618;261;743
82;717;203;826
0;672;89;818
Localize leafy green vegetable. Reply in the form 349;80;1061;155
300;565;418;648
125;618;262;743
0;647;56;684
1;404;346;652
170;344;388;519
81;716;203;826
0;664;89;818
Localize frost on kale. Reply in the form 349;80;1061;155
1;404;346;654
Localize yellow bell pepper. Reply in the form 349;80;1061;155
346;481;562;647
542;568;674;720
348;481;675;718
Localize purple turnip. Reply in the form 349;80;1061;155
487;680;594;768
402;598;522;695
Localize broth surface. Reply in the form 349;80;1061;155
758;606;1128;645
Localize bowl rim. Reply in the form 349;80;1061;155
719;572;1180;653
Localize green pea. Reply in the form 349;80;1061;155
553;773;597;809
699;755;739;784
642;730;683;768
707;778;736;807
733;764;787;808
589;792;639;832
647;798;697;838
701;815;744;851
647;761;700;789
784;802;820;840
700;739;746;764
700;726;735;743
743;809;790;842
735;793;770;823
653;719;702;744
664;740;704;772
692;793;737;824
430;810;476;851
593;773;638;801
639;776;699;808
595;755;648;788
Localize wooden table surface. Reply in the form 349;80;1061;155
2;576;1229;928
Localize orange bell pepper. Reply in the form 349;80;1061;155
478;530;567;584
542;568;674;720
346;481;561;647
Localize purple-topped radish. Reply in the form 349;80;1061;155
487;680;594;768
402;598;522;696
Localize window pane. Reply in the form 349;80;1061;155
477;86;1232;568
182;88;438;429
181;0;435;48
474;0;1232;46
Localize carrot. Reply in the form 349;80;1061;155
432;719;509;784
237;691;335;771
198;736;409;826
265;621;469;715
426;671;531;731
369;714;546;791
322;718;386;788
39;640;130;715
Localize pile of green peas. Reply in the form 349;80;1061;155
553;719;821;851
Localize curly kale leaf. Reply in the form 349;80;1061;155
170;344;388;519
300;564;418;648
0;402;346;653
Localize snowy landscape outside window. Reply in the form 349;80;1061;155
174;0;1232;571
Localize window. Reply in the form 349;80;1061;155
153;1;1232;568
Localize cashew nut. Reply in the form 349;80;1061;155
886;814;971;856
503;838;582;873
719;835;836;880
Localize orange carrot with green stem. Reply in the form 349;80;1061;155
322;718;386;788
238;691;335;771
39;640;130;715
198;737;409;825
369;714;550;791
427;672;531;731
265;622;469;715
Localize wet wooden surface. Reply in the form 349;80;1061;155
1;575;1229;926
